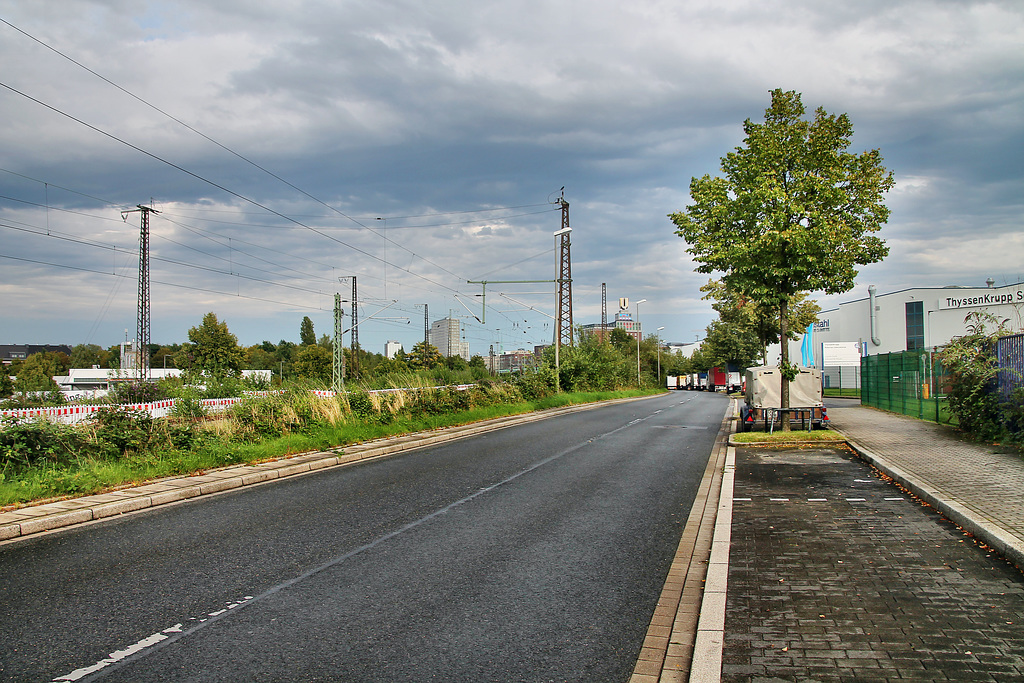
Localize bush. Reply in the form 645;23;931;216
109;381;167;405
169;387;208;422
90;407;155;458
0;416;87;472
942;312;1022;443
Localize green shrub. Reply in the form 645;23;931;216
90;407;155;458
108;381;167;405
169;387;208;422
0;416;87;472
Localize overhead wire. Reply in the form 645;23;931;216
0;20;557;294
0;20;567;344
0;252;325;311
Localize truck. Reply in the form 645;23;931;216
707;366;743;393
739;365;828;431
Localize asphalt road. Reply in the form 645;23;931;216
0;391;727;683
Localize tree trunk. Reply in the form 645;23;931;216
779;298;791;431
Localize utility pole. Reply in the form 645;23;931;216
351;276;358;377
556;192;573;349
333;293;344;392
423;304;429;348
601;282;607;342
121;204;159;383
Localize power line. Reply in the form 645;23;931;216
0;252;326;311
0;79;469;298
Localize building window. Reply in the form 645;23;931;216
905;301;924;350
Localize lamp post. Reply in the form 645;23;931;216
635;299;647;386
657;326;665;385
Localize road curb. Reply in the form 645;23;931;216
842;436;1024;572
629;399;735;683
0;395;654;544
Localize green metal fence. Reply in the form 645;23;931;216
861;350;954;424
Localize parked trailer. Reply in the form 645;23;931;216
665;375;682;390
740;365;828;431
708;367;728;392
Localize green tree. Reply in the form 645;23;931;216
12;351;69;393
609;327;634;351
671;89;892;423
300;316;316;346
176;312;246;379
69;343;111;368
701;279;820;366
0;370;12;398
293;344;332;384
407;341;444;370
701;317;761;372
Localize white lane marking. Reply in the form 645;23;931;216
53;414;644;681
885;497;905;501
769;498;790;502
808;498;828;502
733;497;752;501
846;498;867;502
53;625;182;681
854;479;874;483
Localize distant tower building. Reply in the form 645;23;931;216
614;311;641;341
384;340;403;359
429;317;470;360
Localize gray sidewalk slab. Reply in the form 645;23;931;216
826;403;1024;570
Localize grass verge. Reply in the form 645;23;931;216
0;388;660;508
731;429;847;444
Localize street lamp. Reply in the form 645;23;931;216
657;327;665;385
635;299;647;386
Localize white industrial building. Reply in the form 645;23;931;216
768;281;1024;366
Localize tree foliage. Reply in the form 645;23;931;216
671;89;892;414
701;279;820;365
300;316;316;346
941;312;1021;441
293;344;332;383
176;312;245;379
407;341;444;370
12;351;69;393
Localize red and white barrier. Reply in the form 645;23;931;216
1;385;479;426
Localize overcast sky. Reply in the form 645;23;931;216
1;0;1021;358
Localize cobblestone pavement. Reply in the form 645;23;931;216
723;445;1024;682
826;404;1024;568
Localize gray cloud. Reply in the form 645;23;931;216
1;0;1022;353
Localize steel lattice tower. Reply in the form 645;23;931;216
350;276;358;377
556;197;573;349
123;204;158;382
601;282;607;340
333;293;344;392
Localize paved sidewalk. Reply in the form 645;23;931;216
826;403;1024;570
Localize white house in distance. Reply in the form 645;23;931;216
768;280;1024;367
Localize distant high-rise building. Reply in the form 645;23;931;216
384;340;403;359
429;317;470;360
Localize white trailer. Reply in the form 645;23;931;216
740;365;828;431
